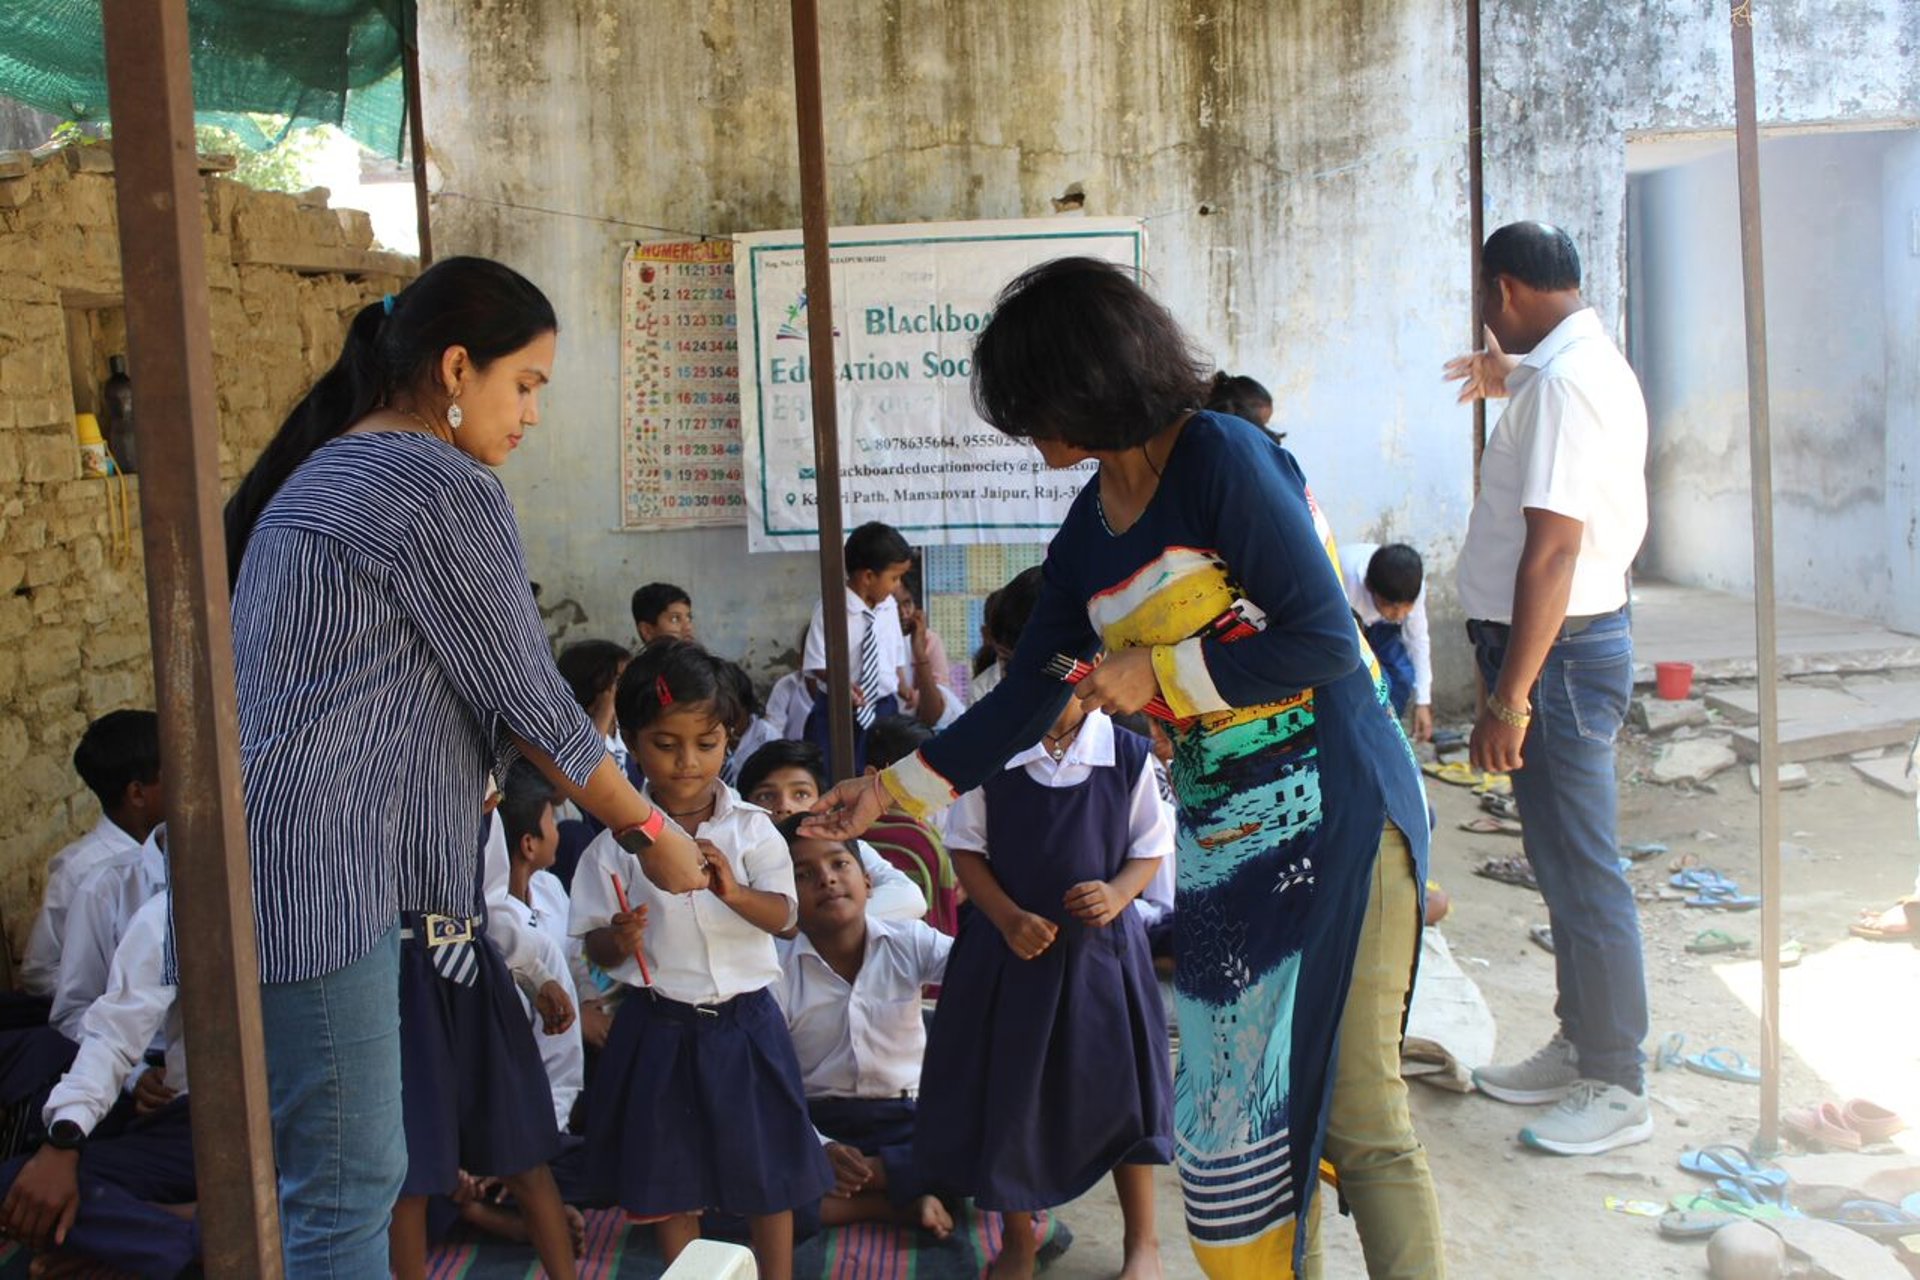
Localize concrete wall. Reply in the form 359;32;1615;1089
0;147;409;952
1632;133;1897;620
1885;133;1920;633
422;0;1920;704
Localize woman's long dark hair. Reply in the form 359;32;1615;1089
223;255;558;582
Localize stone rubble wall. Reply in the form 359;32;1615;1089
0;143;413;959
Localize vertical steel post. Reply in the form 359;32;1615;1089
788;0;857;782
1728;0;1783;1154
101;0;284;1270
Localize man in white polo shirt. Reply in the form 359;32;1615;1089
1448;222;1651;1157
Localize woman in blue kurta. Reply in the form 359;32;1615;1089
810;259;1445;1278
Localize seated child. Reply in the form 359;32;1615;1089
570;640;830;1280
15;711;163;1009
737;739;931;924
1339;541;1432;742
803;522;913;775
917;566;1175;1280
0;891;197;1278
631;582;696;645
392;802;581;1280
721;661;782;788
771;820;952;1237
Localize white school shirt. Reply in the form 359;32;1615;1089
498;887;584;1128
969;660;1005;706
46;893;187;1136
1457;307;1649;623
765;671;813;742
804;591;907;701
944;711;1176;867
1340;541;1433;707
50;826;168;1042
481;811;560;993
772;918;950;1100
569;782;795;1005
527;869;597;1003
19;816;144;999
604;731;630;775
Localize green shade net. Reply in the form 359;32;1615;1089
0;0;414;157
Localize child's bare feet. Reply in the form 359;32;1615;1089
565;1204;586;1257
1118;1238;1165;1280
914;1194;954;1239
987;1217;1038;1280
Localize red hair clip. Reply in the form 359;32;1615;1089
655;675;674;706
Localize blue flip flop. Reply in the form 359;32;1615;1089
1671;867;1738;892
1715;1176;1797;1215
1653;1031;1687;1072
1817;1199;1920;1241
1685;1046;1763;1085
1680;1144;1787;1188
1686;883;1762;911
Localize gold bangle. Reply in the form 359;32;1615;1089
1487;695;1532;729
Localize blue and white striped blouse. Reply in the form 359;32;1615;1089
231;431;606;984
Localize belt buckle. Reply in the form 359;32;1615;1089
422;914;475;948
697;1003;720;1018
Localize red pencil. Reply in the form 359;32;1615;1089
608;873;652;985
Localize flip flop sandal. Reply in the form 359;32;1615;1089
1842;1098;1905;1144
1714;1176;1798;1214
1686;929;1753;955
1422;760;1483;786
1667;1191;1794;1224
1902;1192;1920;1217
1779;939;1805;968
1653;1031;1688;1073
1686;884;1762;911
1684;1046;1763;1085
1785;1101;1863;1151
1472;773;1513;796
1817;1199;1920;1241
1459;815;1524;835
1659;1206;1742;1239
1679;1144;1787;1188
1474;856;1538;889
1480;792;1520;821
1621;841;1670;861
1671;867;1738;892
1528;924;1554;953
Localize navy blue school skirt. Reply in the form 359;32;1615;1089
398;920;562;1197
585;987;833;1217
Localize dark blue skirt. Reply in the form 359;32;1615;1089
398;922;562;1197
585;987;833;1217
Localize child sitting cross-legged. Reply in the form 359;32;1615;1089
771;818;953;1238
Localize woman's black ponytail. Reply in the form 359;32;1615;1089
223;256;559;584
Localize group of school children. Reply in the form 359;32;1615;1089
0;518;1198;1280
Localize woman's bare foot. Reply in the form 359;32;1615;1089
1118;1238;1165;1280
987;1213;1039;1280
914;1194;954;1239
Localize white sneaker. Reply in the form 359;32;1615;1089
1518;1080;1655;1156
1473;1035;1580;1105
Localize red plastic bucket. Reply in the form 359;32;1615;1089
1654;661;1694;701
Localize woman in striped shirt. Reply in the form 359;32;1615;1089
223;256;706;1276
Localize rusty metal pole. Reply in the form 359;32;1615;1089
1728;0;1783;1155
788;0;856;782
1466;0;1487;492
403;19;433;266
100;0;284;1272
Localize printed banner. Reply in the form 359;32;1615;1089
619;240;745;530
736;218;1145;551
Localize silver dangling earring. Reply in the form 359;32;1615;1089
446;400;463;431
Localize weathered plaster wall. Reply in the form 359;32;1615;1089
425;0;1920;705
421;0;1476;692
1634;133;1895;620
1883;132;1920;633
0;148;408;953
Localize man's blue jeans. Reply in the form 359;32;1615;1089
259;926;406;1277
1470;610;1648;1092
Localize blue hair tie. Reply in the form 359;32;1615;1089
381;293;396;316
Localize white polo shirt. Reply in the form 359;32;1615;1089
773;917;950;1100
1457;307;1648;623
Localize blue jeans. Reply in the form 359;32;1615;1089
259;926;406;1277
1470;610;1648;1092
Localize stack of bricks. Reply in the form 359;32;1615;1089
0;141;414;957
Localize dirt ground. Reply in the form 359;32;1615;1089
1044;681;1920;1278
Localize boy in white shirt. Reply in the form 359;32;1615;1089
803;522;914;774
0;891;197;1277
1339;542;1434;743
13;711;164;1008
772;822;952;1236
49;825;169;1042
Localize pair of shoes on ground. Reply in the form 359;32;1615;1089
1472;1035;1654;1156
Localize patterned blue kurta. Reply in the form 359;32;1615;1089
882;413;1429;1277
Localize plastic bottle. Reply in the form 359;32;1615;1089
103;354;136;475
75;413;109;478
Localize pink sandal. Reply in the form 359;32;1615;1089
1786;1101;1863;1151
1843;1098;1906;1145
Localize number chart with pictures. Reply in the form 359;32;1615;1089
618;240;746;530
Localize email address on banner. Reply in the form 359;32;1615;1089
839;459;1039;478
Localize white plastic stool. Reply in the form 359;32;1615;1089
660;1238;758;1280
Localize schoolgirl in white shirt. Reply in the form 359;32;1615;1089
571;640;830;1280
